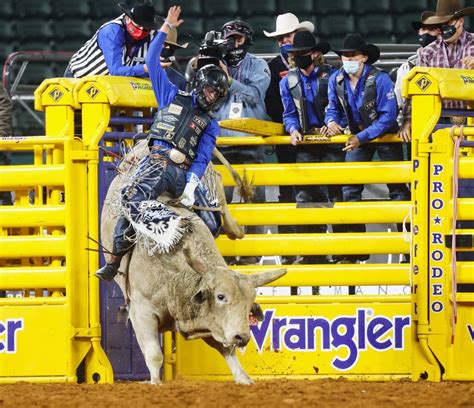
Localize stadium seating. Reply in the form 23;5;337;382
50;0;91;18
314;0;352;16
54;19;94;41
201;0;239;17
319;14;355;38
16;0;53;18
2;0;15;18
394;13;422;37
164;0;199;16
17;19;54;41
239;0;277;17
391;0;430;14
353;0;390;15
356;14;394;36
276;0;313;15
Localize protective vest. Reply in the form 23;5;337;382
149;92;212;161
335;66;398;134
287;64;332;133
69;14;156;78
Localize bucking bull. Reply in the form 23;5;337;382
100;141;286;384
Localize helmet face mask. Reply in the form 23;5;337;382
192;64;228;112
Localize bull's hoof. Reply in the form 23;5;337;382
94;263;119;282
235;375;254;385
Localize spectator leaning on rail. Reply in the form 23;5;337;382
263;13;314;264
322;33;410;263
95;6;229;282
67;1;160;78
416;0;474;267
395;20;441;144
400;0;474;138
213;20;271;265
280;31;344;266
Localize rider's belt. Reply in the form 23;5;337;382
151;146;191;169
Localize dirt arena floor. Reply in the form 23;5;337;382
1;379;473;408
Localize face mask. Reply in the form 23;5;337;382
279;44;293;60
418;33;438;48
161;47;175;60
224;47;247;66
126;21;150;41
441;24;457;41
294;54;313;70
342;60;360;74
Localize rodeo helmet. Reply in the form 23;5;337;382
192;64;229;112
221;20;254;45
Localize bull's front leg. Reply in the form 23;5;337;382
203;338;254;384
129;299;163;384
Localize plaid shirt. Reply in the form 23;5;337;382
418;30;474;110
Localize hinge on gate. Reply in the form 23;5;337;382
418;143;444;153
73;327;102;338
445;234;473;248
71;150;99;161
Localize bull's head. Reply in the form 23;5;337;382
182;248;286;348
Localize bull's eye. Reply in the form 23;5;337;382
217;294;226;302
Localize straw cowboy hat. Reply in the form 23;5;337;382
286;31;330;54
263;13;314;37
165;27;188;48
118;1;163;30
421;0;474;25
335;33;380;65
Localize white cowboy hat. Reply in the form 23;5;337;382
263;13;314;38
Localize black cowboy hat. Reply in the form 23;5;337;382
118;1;163;30
286;31;330;54
334;33;380;65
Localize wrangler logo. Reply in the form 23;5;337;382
49;88;63;102
415;76;432;92
86;85;100;99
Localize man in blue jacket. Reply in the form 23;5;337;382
95;5;229;281
280;31;343;267
322;33;410;263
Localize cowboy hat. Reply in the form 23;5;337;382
286;31;330;54
263;13;314;37
335;33;380;65
411;21;441;32
118;1;163;30
421;0;474;25
165;27;188;48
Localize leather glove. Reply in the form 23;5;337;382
180;173;199;207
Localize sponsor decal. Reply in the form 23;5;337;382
415;76;432;92
250;309;410;370
129;81;152;91
460;75;474;85
192;116;206;128
0;319;24;354
49;87;63;102
162;114;179;123
154;123;175;132
168;104;183;115
86;85;100;99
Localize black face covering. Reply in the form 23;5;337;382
224;47;247;66
161;47;175;60
294;54;313;70
418;33;438;48
442;24;457;41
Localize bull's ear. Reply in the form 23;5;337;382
248;268;287;288
192;289;208;305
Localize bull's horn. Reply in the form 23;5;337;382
249;268;287;288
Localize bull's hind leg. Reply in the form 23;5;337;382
129;300;163;384
202;337;254;385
